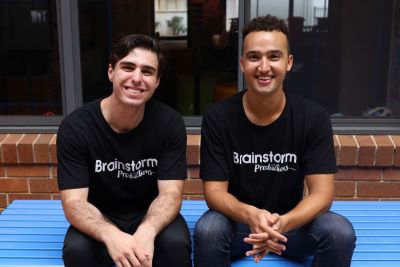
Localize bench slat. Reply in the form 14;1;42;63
0;235;64;242
0;242;62;250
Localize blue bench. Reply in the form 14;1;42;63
0;200;399;267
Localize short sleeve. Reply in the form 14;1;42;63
302;109;337;175
200;109;230;181
156;114;187;180
57;119;90;190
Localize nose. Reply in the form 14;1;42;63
130;69;142;84
258;57;270;72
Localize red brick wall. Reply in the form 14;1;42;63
1;134;400;211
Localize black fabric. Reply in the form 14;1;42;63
62;214;192;267
57;99;187;217
200;91;337;215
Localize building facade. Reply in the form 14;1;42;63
0;0;400;210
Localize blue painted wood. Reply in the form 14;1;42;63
0;200;399;266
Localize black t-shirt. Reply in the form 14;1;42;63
200;91;337;215
57;99;187;219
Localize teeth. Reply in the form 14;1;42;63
127;88;143;94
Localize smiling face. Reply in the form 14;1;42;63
240;31;293;97
107;47;160;108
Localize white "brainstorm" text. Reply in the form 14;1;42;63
95;158;158;173
233;151;297;164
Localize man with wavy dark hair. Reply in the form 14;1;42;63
194;15;355;267
57;34;192;267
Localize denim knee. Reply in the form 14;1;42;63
194;210;235;267
316;212;356;248
312;212;356;267
194;210;233;246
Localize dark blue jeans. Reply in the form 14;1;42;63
194;210;356;267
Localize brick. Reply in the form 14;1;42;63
33;134;54;163
188;166;200;179
374;135;395;166
390;135;400;166
186;195;205;200
187;135;200;165
52;194;61;200
30;178;59;193
358;182;400;198
334;197;357;201
7;165;50;177
51;166;58;178
351;197;380;201
0;134;8;163
0;194;7;208
50;135;57;164
183;179;203;194
383;168;400;181
0;166;4;177
333;135;339;164
334;181;355;197
8;194;51;202
336;168;381;181
0;178;28;193
1;134;23;163
337;135;358;166
17;134;38;163
355;135;376;166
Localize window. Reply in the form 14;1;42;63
78;0;239;118
0;0;61;116
1;0;399;134
155;0;188;38
253;0;400;126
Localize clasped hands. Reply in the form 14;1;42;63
244;209;287;263
105;227;155;267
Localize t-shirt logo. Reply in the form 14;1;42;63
233;151;297;173
94;158;158;179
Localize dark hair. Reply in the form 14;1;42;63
242;15;291;53
109;34;165;78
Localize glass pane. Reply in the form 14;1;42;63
155;0;187;37
0;0;62;115
255;0;399;119
79;0;239;116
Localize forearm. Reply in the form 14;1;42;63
62;198;120;243
137;191;182;237
206;189;258;225
281;191;332;233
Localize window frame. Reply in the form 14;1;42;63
0;0;400;134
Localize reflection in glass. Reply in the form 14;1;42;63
256;0;398;118
155;0;187;37
79;0;239;116
0;0;61;115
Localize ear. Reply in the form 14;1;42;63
239;56;244;72
286;54;294;71
107;64;114;82
155;77;160;90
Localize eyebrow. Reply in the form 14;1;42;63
119;61;157;72
245;49;284;55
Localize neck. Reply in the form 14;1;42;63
243;90;286;126
101;96;145;133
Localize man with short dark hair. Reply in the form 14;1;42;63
57;34;192;267
194;15;356;267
